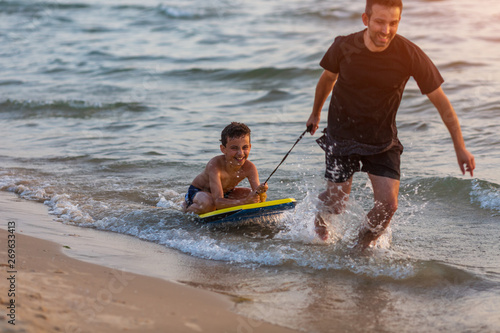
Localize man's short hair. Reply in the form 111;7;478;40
220;122;251;146
365;0;403;17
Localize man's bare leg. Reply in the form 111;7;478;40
356;175;400;250
314;178;352;241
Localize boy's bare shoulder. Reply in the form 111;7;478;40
191;155;225;190
240;159;258;177
205;155;226;171
242;159;256;170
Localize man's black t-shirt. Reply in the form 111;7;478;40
319;30;444;155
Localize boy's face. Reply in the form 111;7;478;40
220;135;251;167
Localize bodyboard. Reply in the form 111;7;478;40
196;198;296;225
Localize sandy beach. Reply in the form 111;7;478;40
0;192;297;333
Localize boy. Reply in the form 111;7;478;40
183;122;268;215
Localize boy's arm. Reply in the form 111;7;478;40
246;161;268;202
207;161;262;209
207;167;225;204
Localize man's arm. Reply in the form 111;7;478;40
426;86;475;176
306;70;338;135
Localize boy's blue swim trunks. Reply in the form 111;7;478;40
185;185;202;208
184;185;234;208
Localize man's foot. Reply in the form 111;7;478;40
354;225;381;251
314;214;329;241
354;231;373;251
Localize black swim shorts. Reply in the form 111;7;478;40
325;146;402;183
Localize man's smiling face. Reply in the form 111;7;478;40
362;4;401;52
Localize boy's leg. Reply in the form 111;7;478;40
314;178;352;240
356;174;400;250
224;187;252;199
186;192;216;215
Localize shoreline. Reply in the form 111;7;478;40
0;191;298;333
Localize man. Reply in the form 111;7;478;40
306;0;475;250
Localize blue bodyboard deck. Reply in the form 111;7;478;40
196;198;296;224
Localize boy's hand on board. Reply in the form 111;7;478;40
245;192;261;204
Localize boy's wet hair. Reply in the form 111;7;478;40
365;0;403;17
220;122;251;146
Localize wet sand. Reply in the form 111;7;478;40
0;192;297;333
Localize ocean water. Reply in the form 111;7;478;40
1;0;500;331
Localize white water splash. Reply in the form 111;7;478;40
470;180;500;215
